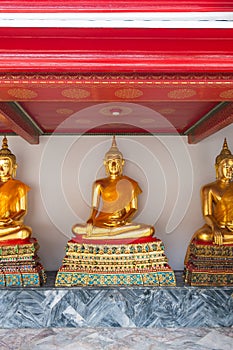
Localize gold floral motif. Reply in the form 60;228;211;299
115;88;143;99
55;270;175;287
219;89;233;99
167;89;196;99
56;108;74;115
100;275;105;284
158;108;176;115
61;88;90;99
7;88;38;99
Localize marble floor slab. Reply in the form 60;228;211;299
0;327;232;350
1;272;233;329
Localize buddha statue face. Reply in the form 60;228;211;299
104;136;125;177
0;157;17;181
104;156;125;177
217;158;233;181
0;137;17;181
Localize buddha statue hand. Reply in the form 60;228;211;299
2;210;10;218
213;227;224;245
86;223;93;237
0;218;13;227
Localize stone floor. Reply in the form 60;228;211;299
1;272;232;349
0;327;232;350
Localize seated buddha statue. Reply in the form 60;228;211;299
72;136;154;240
185;138;233;264
0;136;32;241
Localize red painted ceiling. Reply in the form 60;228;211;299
0;1;233;144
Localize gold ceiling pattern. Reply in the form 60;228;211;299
167;89;197;99
61;88;90;99
114;88;143;99
219;90;233;99
7;88;38;99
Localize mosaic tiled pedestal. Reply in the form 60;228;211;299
0;272;232;328
185;241;233;286
56;236;175;287
0;238;46;287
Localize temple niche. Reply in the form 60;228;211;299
55;137;175;287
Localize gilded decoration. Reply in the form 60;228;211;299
56;236;176;287
167;89;196;99
0;238;46;287
56;108;74;115
61;88;90;99
158;108;176;115
219;89;233;99
7;88;38;99
115;88;143;99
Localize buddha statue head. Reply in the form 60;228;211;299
104;136;125;177
215;138;233;180
0;136;17;181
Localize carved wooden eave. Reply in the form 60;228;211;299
0;102;41;144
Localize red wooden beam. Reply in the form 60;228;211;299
0;102;41;144
0;0;233;13
1;53;233;73
187;102;233;144
1;28;233;53
0;27;233;73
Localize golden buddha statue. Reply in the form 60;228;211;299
193;138;233;245
185;138;233;266
72;136;154;240
0;136;32;241
56;136;175;287
184;139;233;286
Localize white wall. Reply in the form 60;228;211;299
5;123;233;271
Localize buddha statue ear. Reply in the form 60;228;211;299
103;159;110;175
215;164;218;179
12;163;17;178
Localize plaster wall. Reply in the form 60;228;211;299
5;123;233;271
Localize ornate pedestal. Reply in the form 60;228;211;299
56;236;175;287
185;240;233;286
0;238;46;287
